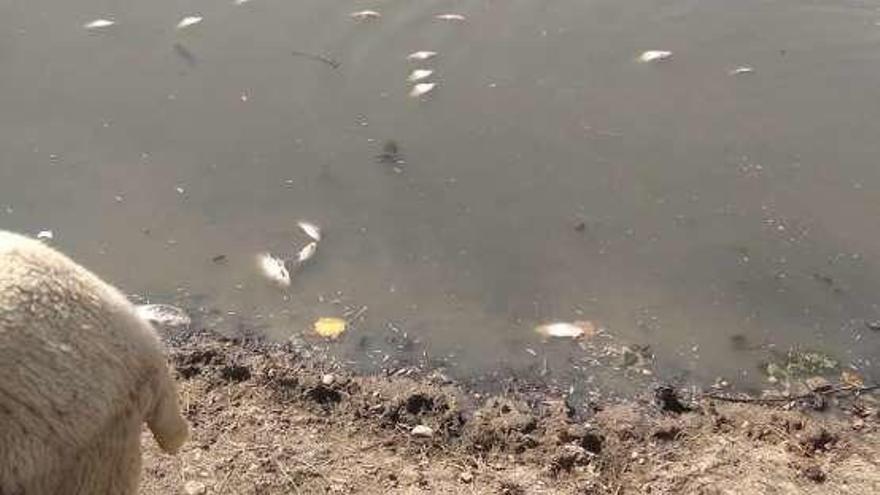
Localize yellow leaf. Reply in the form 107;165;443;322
841;369;864;388
314;317;347;339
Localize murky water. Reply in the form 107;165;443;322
4;0;880;394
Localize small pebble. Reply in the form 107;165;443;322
321;373;336;386
183;480;207;495
411;425;433;437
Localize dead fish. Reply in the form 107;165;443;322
350;10;381;20
638;50;672;63
176;15;203;30
407;51;437;61
407;69;434;82
729;66;755;75
298;221;322;242
435;13;466;21
409;82;436;98
535;321;596;339
257;253;291;286
297;242;318;264
136;304;191;328
84;19;115;30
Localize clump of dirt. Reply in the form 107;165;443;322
141;329;880;494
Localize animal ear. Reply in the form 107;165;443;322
146;369;189;454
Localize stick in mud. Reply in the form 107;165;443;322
702;384;880;405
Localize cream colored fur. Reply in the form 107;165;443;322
0;230;189;495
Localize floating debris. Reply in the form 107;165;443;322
297;242;318;264
84;19;115;30
36;230;54;241
407;51;437;61
435;13;466;21
409;82;436;98
729;66;755;76
805;376;832;392
763;348;839;383
176;16;203;30
620;344;653;368
298;221;322;242
291;50;340;69
234;0;251;4
136;304;191;328
350;10;381;20
535;321;596;339
407;69;434;82
314;317;347;339
173;43;197;67
638;50;672;63
841;369;865;388
376;140;404;170
257;253;291;287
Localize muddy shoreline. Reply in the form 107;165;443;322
141;329;880;494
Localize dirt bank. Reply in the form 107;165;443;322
141;330;880;494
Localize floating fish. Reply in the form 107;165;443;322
407;51;437;61
409;82;436;98
298;221;322;242
638;50;672;63
297;242;318;264
84;19;115;30
36;230;54;241
176;15;203;30
350;10;381;20
435;13;466;21
407;69;434;82
136;304;191;328
257;253;290;286
535;321;596;339
314;317;347;338
729;66;755;76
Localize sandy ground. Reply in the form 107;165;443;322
140;331;880;494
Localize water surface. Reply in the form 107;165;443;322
3;0;880;395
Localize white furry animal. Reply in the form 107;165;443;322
0;230;189;494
